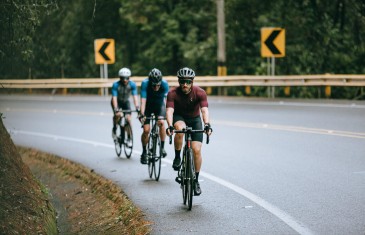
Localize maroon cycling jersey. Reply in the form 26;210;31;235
166;86;208;118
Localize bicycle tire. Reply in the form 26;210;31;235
114;125;122;157
124;124;133;158
187;148;194;210
182;151;188;205
153;135;162;181
147;134;154;178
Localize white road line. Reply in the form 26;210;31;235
211;99;365;109
213;120;365;139
3;108;364;139
200;171;314;235
10;129;314;235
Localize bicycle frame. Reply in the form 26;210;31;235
114;109;138;158
146;113;165;181
171;127;209;210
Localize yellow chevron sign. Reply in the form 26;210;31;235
261;28;285;57
94;39;115;64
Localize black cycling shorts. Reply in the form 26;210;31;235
144;102;166;125
173;114;203;142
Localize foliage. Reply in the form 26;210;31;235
0;0;364;99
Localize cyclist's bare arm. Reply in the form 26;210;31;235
133;95;139;109
201;107;212;136
201;107;209;124
140;97;146;115
166;107;174;135
112;96;118;110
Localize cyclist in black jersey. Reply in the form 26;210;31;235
139;68;169;164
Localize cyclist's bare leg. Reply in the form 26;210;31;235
141;124;150;146
113;115;119;127
140;121;149;164
157;119;166;141
192;141;202;172
173;121;186;150
125;114;132;126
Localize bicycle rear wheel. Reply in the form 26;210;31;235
114;125;122;157
124;124;133;158
186;149;194;210
153;136;162;181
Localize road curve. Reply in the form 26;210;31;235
1;95;365;234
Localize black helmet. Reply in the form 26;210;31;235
148;68;162;84
177;67;195;80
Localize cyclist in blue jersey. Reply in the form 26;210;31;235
139;68;169;164
111;67;139;140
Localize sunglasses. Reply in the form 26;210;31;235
151;82;161;87
178;79;192;85
120;76;129;80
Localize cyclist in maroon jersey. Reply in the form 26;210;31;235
166;67;213;196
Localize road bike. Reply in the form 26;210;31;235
145;113;165;181
114;109;138;158
170;127;209;210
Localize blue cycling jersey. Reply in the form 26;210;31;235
140;78;169;105
111;80;137;103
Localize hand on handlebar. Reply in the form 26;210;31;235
138;114;146;124
114;108;124;117
166;126;174;136
116;111;124;117
204;123;213;136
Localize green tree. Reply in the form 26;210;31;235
0;0;59;78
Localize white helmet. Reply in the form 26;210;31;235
177;67;195;79
118;67;131;78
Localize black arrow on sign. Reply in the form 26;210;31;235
264;30;282;55
98;42;111;61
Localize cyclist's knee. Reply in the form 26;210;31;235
157;120;165;127
113;115;119;124
142;129;149;136
192;142;202;152
174;121;185;130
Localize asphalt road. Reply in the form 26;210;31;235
1;95;365;234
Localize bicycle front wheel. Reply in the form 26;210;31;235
147;135;154;178
124;124;133;158
114;125;122;157
153;135;162;181
181;153;188;205
186;149;194;210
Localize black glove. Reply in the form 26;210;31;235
204;123;212;133
166;126;174;135
138;114;145;123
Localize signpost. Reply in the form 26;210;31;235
261;28;285;98
94;39;115;96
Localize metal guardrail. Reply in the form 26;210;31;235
1;74;365;89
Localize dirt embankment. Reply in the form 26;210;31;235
0;119;151;234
